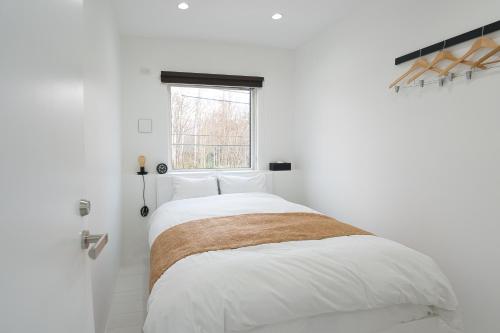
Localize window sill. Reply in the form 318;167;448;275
166;169;260;175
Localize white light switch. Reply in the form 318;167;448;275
138;119;152;133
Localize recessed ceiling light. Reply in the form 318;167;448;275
178;2;189;10
272;13;283;20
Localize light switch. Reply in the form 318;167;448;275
138;119;152;133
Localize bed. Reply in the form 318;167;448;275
144;172;462;333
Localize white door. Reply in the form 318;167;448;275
0;1;95;332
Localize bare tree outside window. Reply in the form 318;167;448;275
170;86;252;170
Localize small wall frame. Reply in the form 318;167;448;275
138;119;152;133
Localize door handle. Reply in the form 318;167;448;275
81;231;108;260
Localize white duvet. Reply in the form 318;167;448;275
145;193;462;333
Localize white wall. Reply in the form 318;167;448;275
83;1;122;332
120;37;302;265
293;0;500;332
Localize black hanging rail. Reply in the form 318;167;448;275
395;20;500;65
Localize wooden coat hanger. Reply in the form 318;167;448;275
407;49;485;83
484;58;500;65
389;57;444;88
472;45;500;67
442;34;498;76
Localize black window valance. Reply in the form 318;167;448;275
160;71;264;88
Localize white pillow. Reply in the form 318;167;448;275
171;176;219;201
218;174;268;194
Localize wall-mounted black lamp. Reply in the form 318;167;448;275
137;155;148;175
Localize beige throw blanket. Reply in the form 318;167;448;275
150;212;371;291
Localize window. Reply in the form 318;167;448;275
169;85;254;170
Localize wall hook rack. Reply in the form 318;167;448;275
395;20;500;65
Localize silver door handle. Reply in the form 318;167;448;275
81;230;108;260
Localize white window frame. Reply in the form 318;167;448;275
166;84;258;172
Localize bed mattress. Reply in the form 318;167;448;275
145;193;462;333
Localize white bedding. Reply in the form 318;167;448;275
145;193;462;333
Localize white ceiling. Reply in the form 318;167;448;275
111;0;358;49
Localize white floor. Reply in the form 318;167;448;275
105;260;148;333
